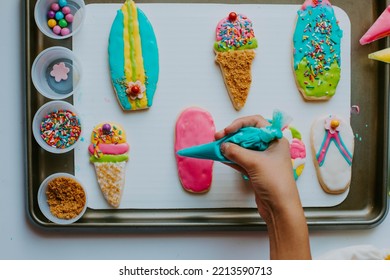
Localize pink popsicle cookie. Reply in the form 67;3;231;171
174;107;216;193
311;115;354;194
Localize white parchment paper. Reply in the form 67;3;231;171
73;3;351;209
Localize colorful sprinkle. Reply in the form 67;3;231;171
40;109;81;149
215;13;257;51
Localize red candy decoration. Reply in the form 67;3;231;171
228;12;237;22
131;85;140;94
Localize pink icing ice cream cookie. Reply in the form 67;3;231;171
174;107;216;193
282;125;306;181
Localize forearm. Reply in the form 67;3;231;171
265;202;311;260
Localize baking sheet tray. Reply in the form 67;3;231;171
25;0;389;230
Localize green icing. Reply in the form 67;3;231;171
295;58;340;98
289;127;302;140
214;38;258;52
90;154;128;163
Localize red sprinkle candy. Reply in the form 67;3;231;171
228;12;237;22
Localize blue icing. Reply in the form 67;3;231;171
293;5;343;70
177;111;287;163
108;10;132;110
137;8;159;107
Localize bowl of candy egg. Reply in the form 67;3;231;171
34;0;86;39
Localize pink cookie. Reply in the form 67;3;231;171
174;107;215;193
360;6;390;45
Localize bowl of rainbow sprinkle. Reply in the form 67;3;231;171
34;0;86;39
32;100;82;154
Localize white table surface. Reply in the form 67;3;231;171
1;0;389;260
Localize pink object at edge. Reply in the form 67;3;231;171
359;6;390;45
301;0;332;10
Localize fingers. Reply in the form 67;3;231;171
220;142;259;170
215;115;270;140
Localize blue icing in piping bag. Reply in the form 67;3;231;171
177;110;291;163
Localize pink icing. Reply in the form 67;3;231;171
290;139;306;159
301;0;332;10
360;6;390;45
215;14;254;42
175;107;215;193
88;143;129;155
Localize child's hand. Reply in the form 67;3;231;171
215;115;311;259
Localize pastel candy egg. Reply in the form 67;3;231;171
61;28;70;36
55;11;64;20
65;13;74;23
58;19;68;28
47;10;55;19
52;25;61;35
47;19;57;28
62;6;71;15
58;0;68;8
51;3;60;11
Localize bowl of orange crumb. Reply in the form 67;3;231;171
38;173;87;224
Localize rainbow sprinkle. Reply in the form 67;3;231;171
40;109;81;149
216;14;255;50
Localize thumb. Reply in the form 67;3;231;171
220;142;259;168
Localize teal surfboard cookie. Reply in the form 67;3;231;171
108;0;159;111
292;0;343;101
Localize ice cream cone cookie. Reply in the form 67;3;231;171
368;48;390;63
292;0;343;101
108;0;159;111
89;123;129;207
214;12;258;111
174;107;216;193
311;115;354;194
282;126;306;181
360;6;390;45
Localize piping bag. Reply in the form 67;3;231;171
177;110;291;163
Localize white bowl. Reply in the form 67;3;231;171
31;46;82;100
38;173;88;225
34;0;86;40
32;100;82;153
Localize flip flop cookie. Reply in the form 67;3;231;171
311;114;354;194
292;0;343;101
283;125;306;181
174;107;216;193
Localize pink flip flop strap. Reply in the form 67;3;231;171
316;130;352;167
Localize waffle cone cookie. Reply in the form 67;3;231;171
93;162;126;208
215;50;256;110
89;123;129;208
214;12;257;111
